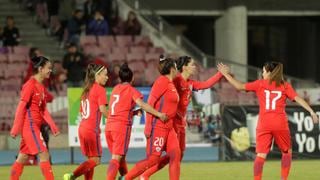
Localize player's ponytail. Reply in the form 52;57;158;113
176;56;192;72
81;63;105;99
264;61;284;87
31;56;50;74
158;55;177;75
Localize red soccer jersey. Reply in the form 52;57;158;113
145;76;179;135
173;72;223;127
80;83;107;133
245;79;297;130
105;83;143;131
21;77;47;126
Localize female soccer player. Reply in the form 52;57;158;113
105;63;167;179
141;55;224;179
217;62;318;180
10;56;60;180
120;55;181;180
64;63;108;180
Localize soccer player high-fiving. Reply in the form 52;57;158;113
217;62;318;180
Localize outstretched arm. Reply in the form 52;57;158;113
217;63;246;91
192;72;223;90
294;96;318;124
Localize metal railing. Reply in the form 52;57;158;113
122;0;319;88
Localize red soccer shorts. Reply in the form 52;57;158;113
105;126;132;155
146;127;180;156
256;129;291;153
20;125;47;155
78;127;102;157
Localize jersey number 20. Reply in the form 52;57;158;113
264;90;281;110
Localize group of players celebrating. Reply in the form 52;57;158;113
9;55;318;180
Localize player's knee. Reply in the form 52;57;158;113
90;157;101;165
282;149;292;154
38;151;50;162
17;153;29;164
256;153;267;159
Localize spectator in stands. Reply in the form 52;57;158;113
83;0;99;22
67;9;84;46
86;10;109;36
110;12;124;35
51;60;67;94
62;43;86;87
2;16;21;46
124;11;141;36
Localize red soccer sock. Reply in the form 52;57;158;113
119;159;128;176
141;155;170;179
73;159;97;178
107;159;120;180
168;150;181;180
40;161;54;180
84;168;94;180
254;156;265;180
281;153;292;180
125;155;159;180
10;161;24;180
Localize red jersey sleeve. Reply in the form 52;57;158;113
285;83;298;101
20;82;34;103
144;79;168;136
191;72;223;90
132;87;143;101
97;86;108;106
10;101;27;136
245;80;261;92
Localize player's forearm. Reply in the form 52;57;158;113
224;73;245;90
140;101;162;118
43;109;59;134
295;96;315;114
11;101;27;135
194;72;223;90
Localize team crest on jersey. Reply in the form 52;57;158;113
156;147;161;152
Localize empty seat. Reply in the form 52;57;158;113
144;53;161;63
8;54;27;63
128;61;146;72
148;47;165;54
98;36;116;48
133;35;153;46
12;46;30;55
115;36;132;47
130;46;147;54
108;53;126;64
80;36;97;46
112;47;129;54
126;53;144;62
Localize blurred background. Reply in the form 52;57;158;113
0;0;320;166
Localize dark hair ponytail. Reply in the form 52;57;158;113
263;61;284;87
81;63;105;98
31;56;50;74
119;62;133;83
176;56;192;72
158;55;176;75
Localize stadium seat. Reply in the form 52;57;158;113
126;53;145;63
133;35;153;46
115;35;132;47
112;46;129;54
8;54;27;63
129;46;147;54
80;36;97;46
98;36;116;48
12;46;30;55
144;53;161;63
108;53;126;64
148;47;165;54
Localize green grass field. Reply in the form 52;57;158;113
1;160;319;179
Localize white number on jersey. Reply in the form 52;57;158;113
81;99;90;119
111;94;120;115
264;90;282;110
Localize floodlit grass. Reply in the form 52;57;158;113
1;160;319;179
